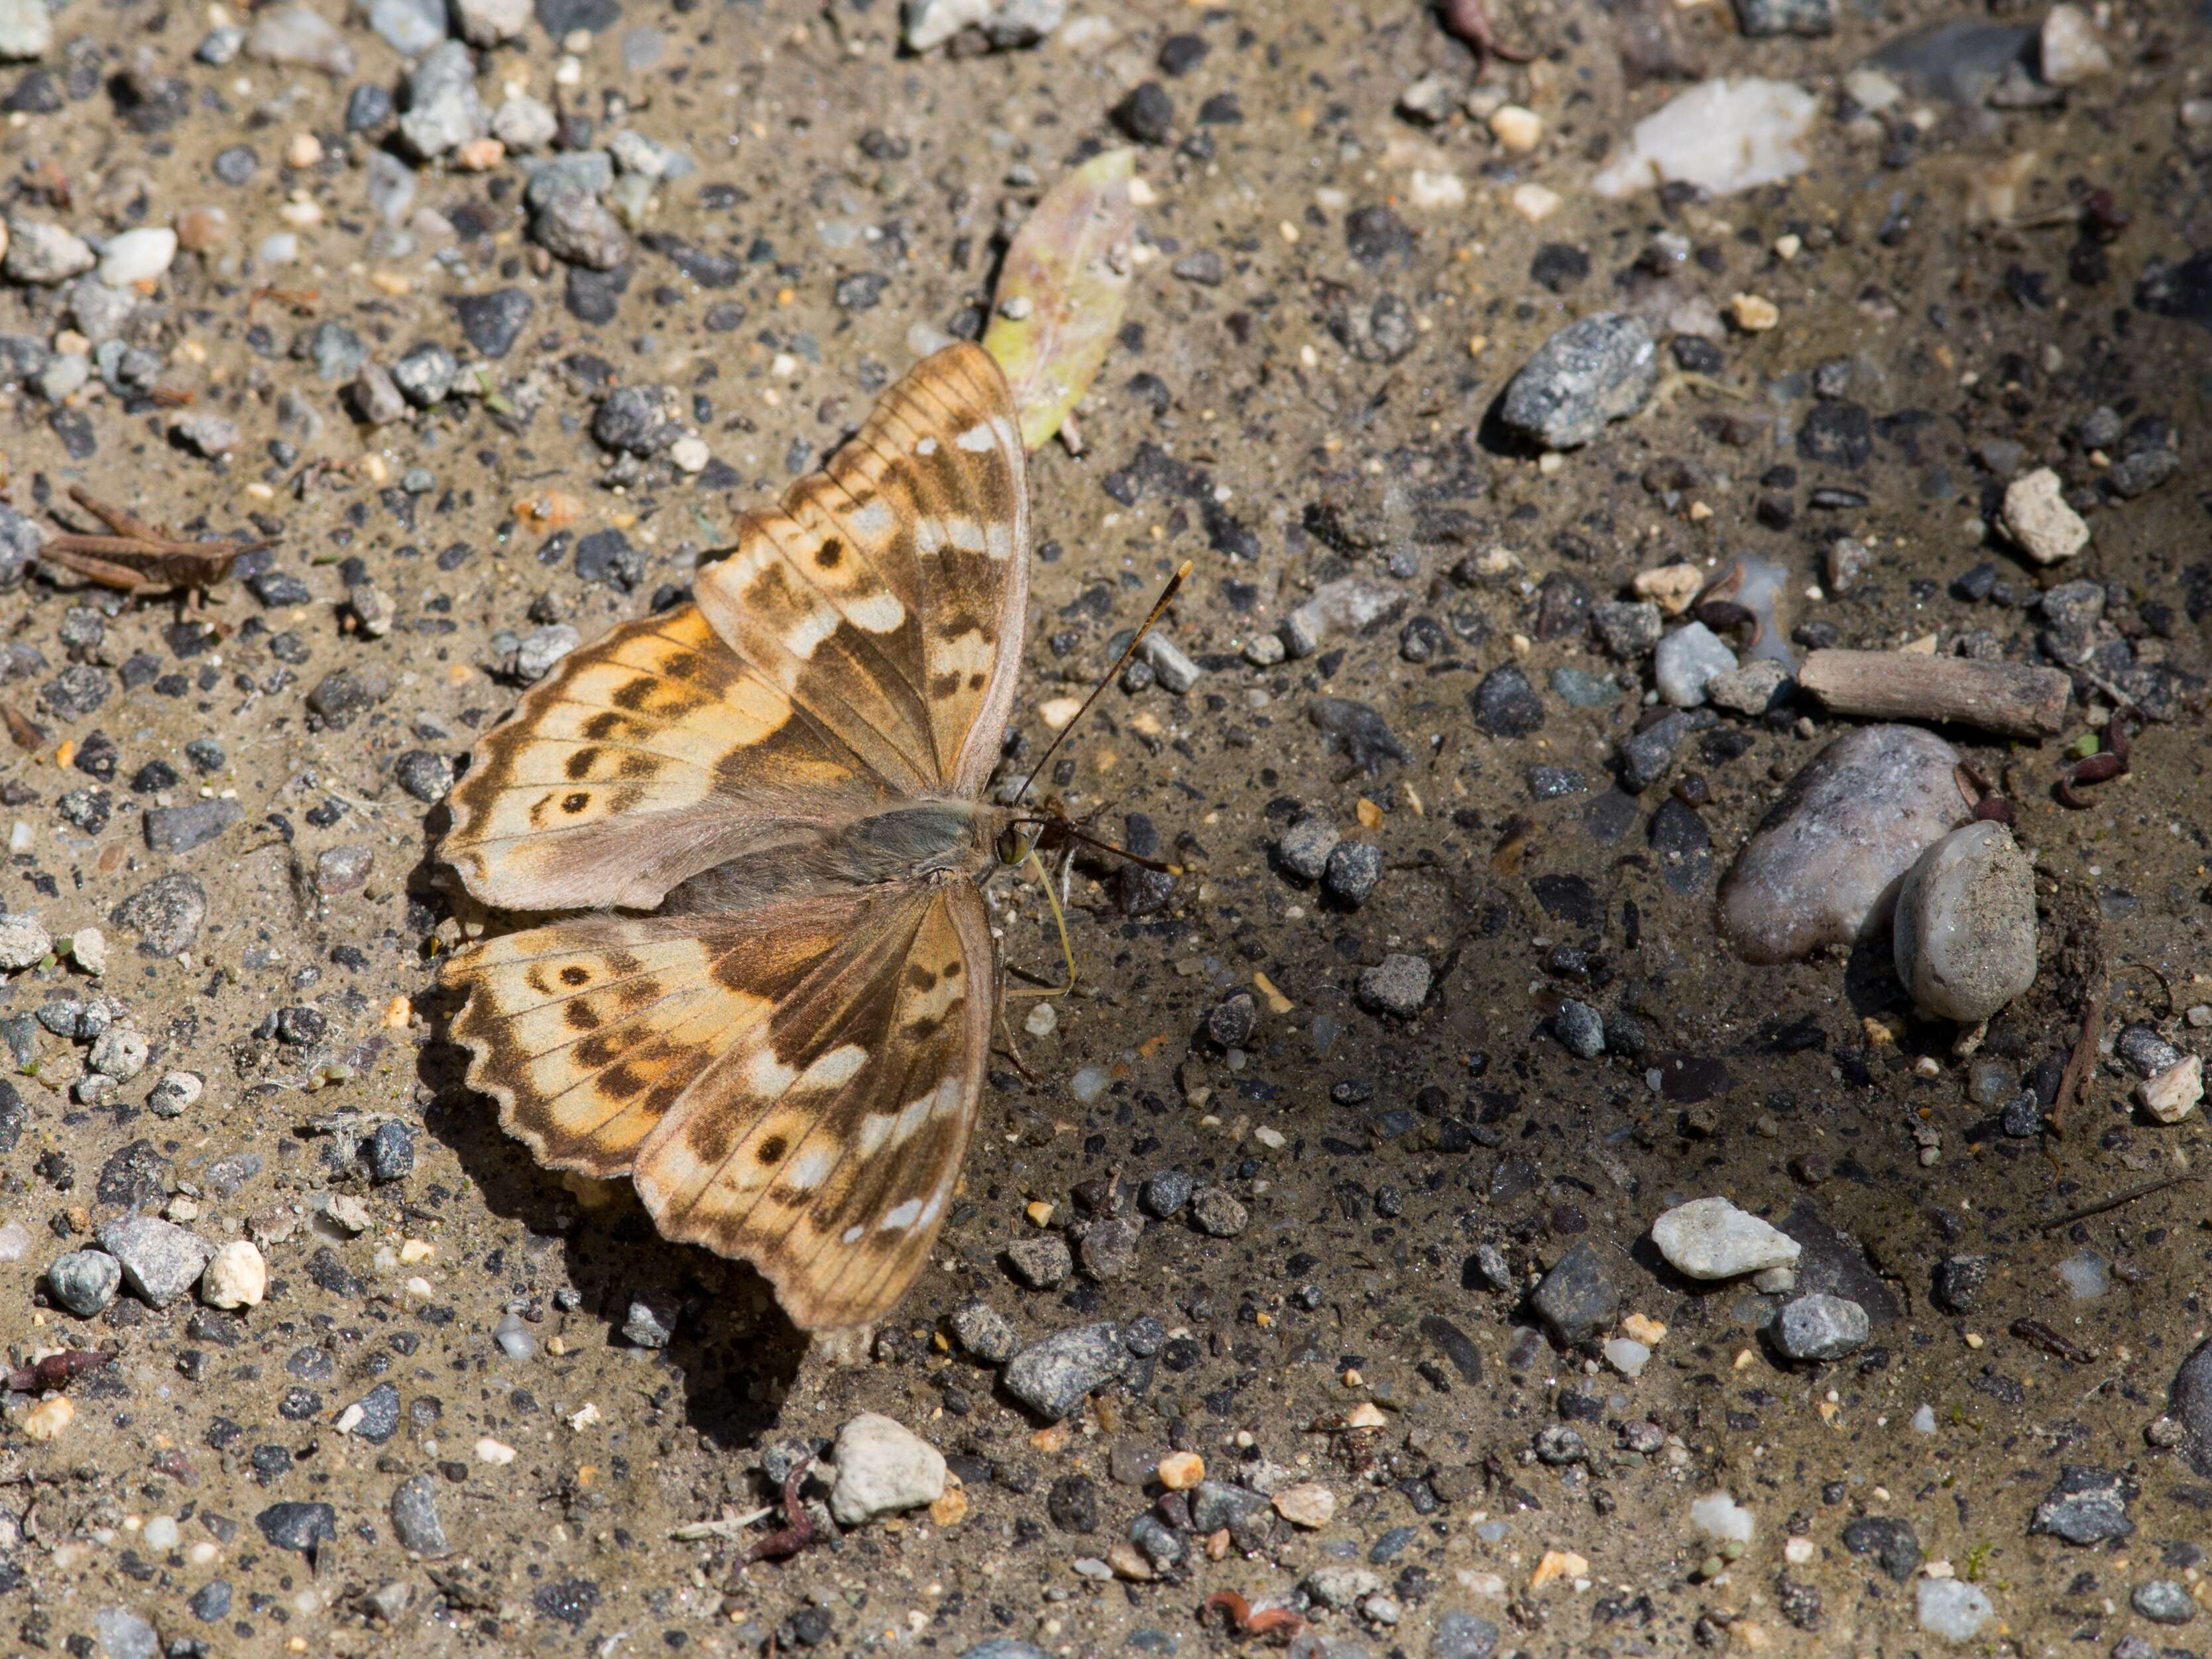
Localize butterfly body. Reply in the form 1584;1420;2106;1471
439;344;1031;1332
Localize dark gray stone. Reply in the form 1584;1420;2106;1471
2028;1465;2136;1545
1530;1241;1617;1347
452;288;534;357
144;798;241;854
391;1474;451;1556
345;1381;403;1444
255;1501;338;1554
1322;840;1383;906
394;748;454;803
2174;1338;2212;1477
1470;663;1544;738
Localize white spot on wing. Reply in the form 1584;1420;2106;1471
799;1043;869;1091
917;1190;947;1228
786;603;842;660
745;1050;797;1098
892;1092;933;1148
957;422;996;453
915;436;939;455
931;1075;965;1117
847;499;896;543
985;521;1014;561
844;590;907;634
913;518;946;555
946;517;986;552
841;1224;864;1244
880;1198;923;1231
785;1145;837;1190
858;1114;896;1157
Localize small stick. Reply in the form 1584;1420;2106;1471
2035;1172;2201;1233
1797;650;2071;740
2050;978;2107;1131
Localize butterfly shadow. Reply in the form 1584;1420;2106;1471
412;970;809;1454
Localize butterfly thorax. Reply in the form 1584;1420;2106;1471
660;799;1002;916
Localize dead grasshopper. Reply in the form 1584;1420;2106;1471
39;486;269;602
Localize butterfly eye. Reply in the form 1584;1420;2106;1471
994;825;1026;865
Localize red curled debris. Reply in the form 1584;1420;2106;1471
2056;708;2140;810
743;1459;822;1565
1435;0;1535;70
1202;1591;1307;1641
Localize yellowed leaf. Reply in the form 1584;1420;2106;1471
983;148;1136;451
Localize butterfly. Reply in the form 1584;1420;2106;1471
437;343;1037;1332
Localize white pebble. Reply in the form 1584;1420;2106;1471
98;227;179;288
200;1239;267;1309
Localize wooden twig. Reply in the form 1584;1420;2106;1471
2036;1172;2202;1233
2051;976;2107;1133
1797;650;2072;740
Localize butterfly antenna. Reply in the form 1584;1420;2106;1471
1014;560;1191;807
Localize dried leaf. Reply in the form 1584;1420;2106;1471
984;147;1137;453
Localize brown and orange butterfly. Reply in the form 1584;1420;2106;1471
439;343;1036;1332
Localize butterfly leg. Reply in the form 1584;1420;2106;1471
1004;846;1076;1000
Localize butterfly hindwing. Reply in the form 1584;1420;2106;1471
630;883;993;1330
693;341;1029;795
441;604;892;912
441;900;865;1177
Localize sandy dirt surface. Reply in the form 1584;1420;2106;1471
2;0;2211;1654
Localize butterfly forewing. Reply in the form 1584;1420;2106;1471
693;341;1028;793
442;604;894;912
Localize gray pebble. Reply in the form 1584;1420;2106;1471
1531;1241;1617;1347
1002;1321;1122;1420
1322;840;1383;906
1189;1185;1248;1237
1356;953;1430;1016
1772;1293;1871;1361
1141;1170;1194;1217
950;1298;1020;1364
534;189;630;270
1892;823;2038;1023
390;1473;451;1556
109;873;208;955
46;1248;123;1316
1275;815;1340;882
2132;1580;2195;1625
1498;313;1659;450
622;1295;677;1347
1554;1000;1605;1058
2029;1465;2135;1545
1006;1234;1073;1289
394;749;455;803
1592;600;1662;659
393;342;458;407
97;1214;211;1309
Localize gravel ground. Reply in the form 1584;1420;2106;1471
2;0;2211;1655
